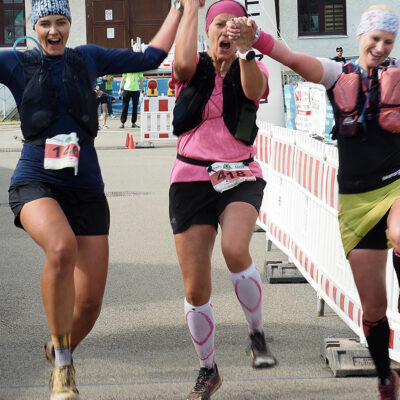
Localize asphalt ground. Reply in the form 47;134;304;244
0;117;385;399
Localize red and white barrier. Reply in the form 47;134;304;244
140;96;176;141
256;123;400;362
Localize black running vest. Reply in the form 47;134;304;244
172;52;259;145
19;48;98;142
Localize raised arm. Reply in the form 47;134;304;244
173;0;202;81
233;18;267;100
266;35;324;84
228;19;324;84
148;5;183;54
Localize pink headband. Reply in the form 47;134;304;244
206;1;246;32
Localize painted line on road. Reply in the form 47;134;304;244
0;375;351;390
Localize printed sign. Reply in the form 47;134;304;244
105;9;113;21
107;28;115;39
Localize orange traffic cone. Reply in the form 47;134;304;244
125;133;130;147
128;134;135;149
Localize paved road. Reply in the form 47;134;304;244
0;119;383;399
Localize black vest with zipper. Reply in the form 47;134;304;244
19;48;98;142
172;52;259;145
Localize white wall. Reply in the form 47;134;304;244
278;0;400;60
23;0;86;49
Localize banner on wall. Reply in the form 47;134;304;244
284;82;335;141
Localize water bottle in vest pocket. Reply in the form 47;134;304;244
378;67;400;133
332;72;362;137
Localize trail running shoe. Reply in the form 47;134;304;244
187;364;222;400
50;364;79;400
44;341;55;366
379;370;399;400
248;330;277;369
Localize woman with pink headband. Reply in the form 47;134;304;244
229;5;400;399
170;0;277;398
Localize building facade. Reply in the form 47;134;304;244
2;1;400;57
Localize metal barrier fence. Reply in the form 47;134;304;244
256;122;400;362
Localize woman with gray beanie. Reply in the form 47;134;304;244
0;0;187;398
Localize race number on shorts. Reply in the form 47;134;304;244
44;132;80;175
208;161;256;193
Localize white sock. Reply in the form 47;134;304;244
185;298;215;369
230;261;264;333
54;347;72;367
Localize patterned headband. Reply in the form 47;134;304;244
31;0;71;29
357;9;398;36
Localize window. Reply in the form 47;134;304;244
0;0;25;47
298;0;346;36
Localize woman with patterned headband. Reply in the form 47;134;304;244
170;1;277;398
0;0;185;398
228;5;400;399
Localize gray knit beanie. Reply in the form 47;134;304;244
31;0;71;29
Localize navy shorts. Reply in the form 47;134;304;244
169;178;266;234
8;181;110;236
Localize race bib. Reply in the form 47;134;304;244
208;161;256;193
44;132;80;175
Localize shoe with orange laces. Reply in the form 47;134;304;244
379;370;399;400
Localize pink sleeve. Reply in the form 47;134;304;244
253;30;275;55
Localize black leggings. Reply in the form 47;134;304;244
120;90;140;124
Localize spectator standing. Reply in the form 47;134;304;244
103;74;115;118
119;72;145;128
96;76;109;129
333;46;346;63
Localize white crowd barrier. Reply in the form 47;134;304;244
256;122;400;362
140;96;177;142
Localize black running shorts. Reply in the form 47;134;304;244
354;210;390;251
169;178;266;234
8;181;110;235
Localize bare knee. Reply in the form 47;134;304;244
45;240;77;277
362;300;387;321
389;226;400;252
185;286;211;307
222;243;250;271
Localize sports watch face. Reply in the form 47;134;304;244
246;50;256;61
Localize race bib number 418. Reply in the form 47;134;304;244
208;161;255;193
44;132;80;175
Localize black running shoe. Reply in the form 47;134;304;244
248;330;277;368
187;364;222;400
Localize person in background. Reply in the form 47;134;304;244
95;76;109;129
0;0;183;398
333;46;346;63
103;74;115;118
228;5;400;399
118;71;145;129
171;1;277;399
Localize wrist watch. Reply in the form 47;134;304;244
173;0;184;15
237;49;256;61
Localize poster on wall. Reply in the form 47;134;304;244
294;83;312;132
105;10;113;21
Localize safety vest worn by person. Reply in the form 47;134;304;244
19;48;98;143
328;59;400;138
172;52;259;145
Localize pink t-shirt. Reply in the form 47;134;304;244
170;54;269;184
